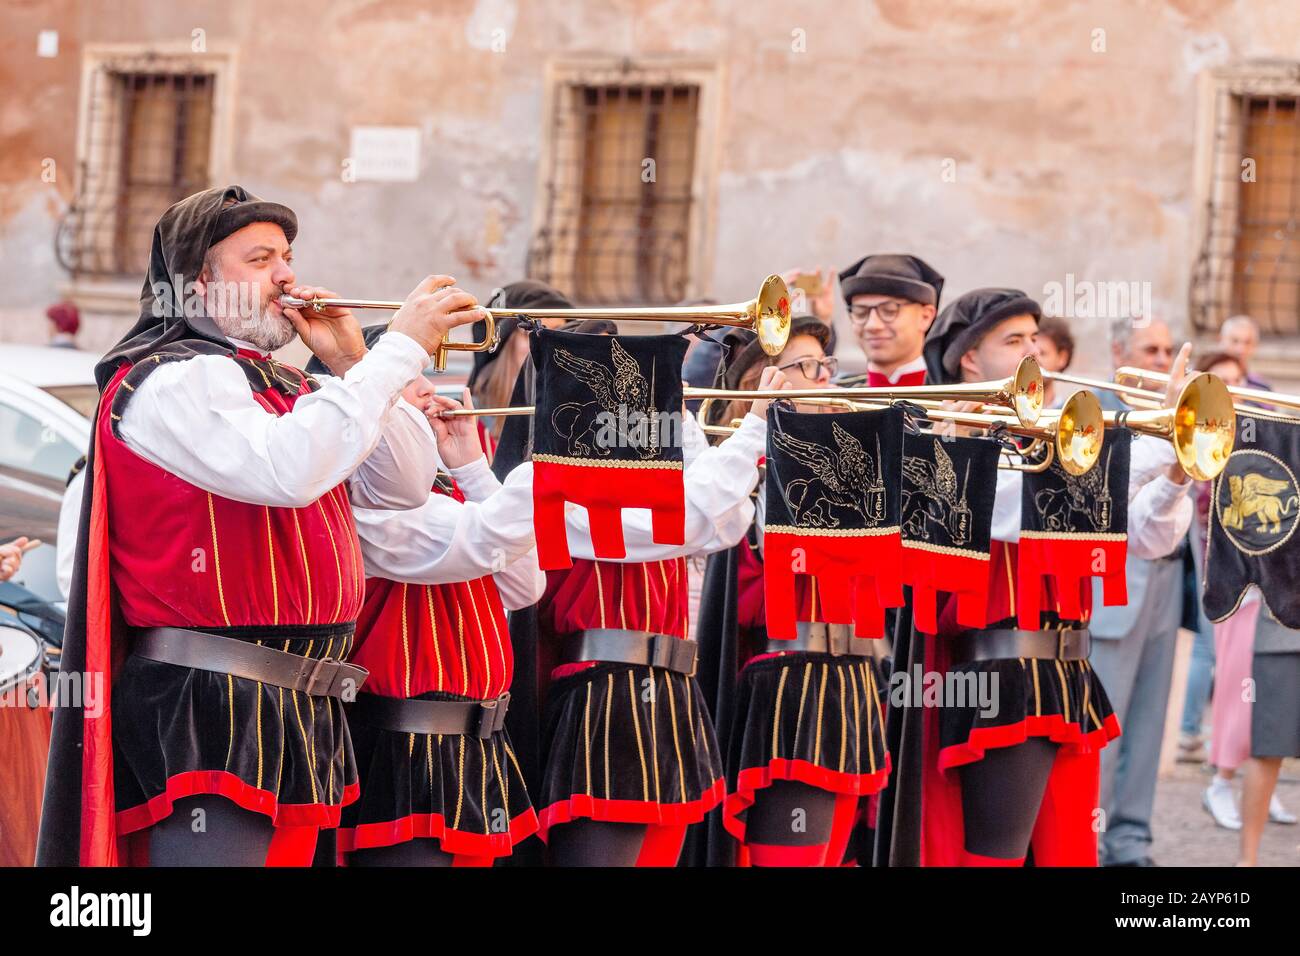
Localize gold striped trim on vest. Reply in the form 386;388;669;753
626;669;650;801
206;492;232;626
1018;530;1127;541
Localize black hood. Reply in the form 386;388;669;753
94;185;298;390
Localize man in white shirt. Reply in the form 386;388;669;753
39;185;488;867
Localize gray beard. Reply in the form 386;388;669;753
206;272;295;352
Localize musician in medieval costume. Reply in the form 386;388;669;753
337;369;546;866
38;186;487;866
687;316;890;866
899;288;1195;866
501;324;783;866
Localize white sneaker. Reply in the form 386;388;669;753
1202;780;1242;830
1269;793;1298;825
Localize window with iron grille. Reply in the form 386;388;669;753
1191;78;1300;337
58;62;215;278
528;81;700;306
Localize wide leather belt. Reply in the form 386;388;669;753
764;621;877;658
350;691;510;738
561;628;698;676
949;627;1091;664
131;626;368;699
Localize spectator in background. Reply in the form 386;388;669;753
1178;352;1247;769
1035;315;1075;406
836;254;942;387
1238;611;1300;864
1218;314;1270;390
1089;315;1185;866
46;301;79;348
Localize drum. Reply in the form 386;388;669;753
0;624;50;866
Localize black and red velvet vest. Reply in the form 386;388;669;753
900;431;999;634
530;329;688;570
351;483;512;701
762;404;906;639
97;350;364;630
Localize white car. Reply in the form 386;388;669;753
0;345;96;484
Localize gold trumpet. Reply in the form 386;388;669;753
1041;371;1236;481
280;275;793;370
686;356;1046;427
697;388;1104;475
443;356;1046;427
1114;366;1300;416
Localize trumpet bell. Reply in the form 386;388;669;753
1175;373;1236;481
1055;389;1104;476
1012;356;1046;427
753;275;793;356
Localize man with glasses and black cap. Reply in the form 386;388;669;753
837;254;944;388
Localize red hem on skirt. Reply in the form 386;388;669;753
936;712;1122;774
115;770;360;835
721;755;892;840
537;777;727;842
336;807;539;857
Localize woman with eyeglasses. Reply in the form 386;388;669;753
694;315;889;867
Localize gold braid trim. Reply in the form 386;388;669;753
764;524;900;538
902;539;990;559
533;454;683;471
1019;530;1127;542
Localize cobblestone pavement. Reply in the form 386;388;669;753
1150;759;1299;867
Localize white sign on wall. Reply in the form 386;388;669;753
37;30;59;57
349;126;421;183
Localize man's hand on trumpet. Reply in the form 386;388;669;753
389;275;490;361
282;284;367;376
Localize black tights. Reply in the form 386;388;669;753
745;780;838;866
349;838;456;867
146;795;275;867
958;738;1059;860
545;818;646;867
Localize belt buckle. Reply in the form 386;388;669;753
477;694;510;738
476;698;499;738
305;656;339;696
649;633;674;670
828;624;850;658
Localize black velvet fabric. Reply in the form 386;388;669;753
765;404;905;531
531;328;688;465
1204;412;1300;628
340;691;536;859
112;625;359;826
726;652;890;803
539;662;724;826
937;657;1116;754
1021;429;1131;536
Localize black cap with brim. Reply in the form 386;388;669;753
923;288;1041;385
210;199;298;246
838;253;944;308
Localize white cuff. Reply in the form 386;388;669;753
447;456;499;501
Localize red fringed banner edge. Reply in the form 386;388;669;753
901;543;991;635
762;528;905;639
533;457;685;571
1015;534;1128;630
